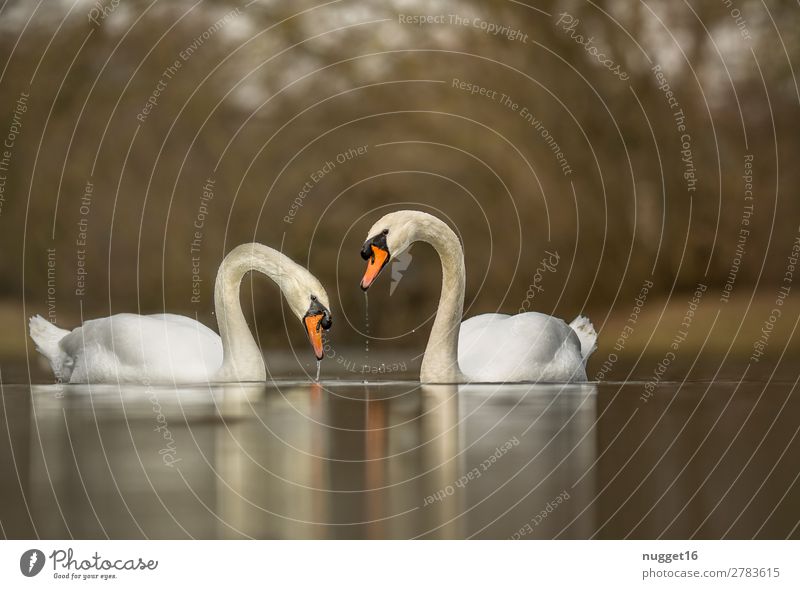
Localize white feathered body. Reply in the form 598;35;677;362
29;314;222;384
458;312;597;383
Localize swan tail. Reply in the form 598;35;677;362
569;315;597;363
29;315;70;377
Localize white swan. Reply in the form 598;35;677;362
359;210;597;383
29;243;332;384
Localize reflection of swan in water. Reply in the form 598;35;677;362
29;244;332;384
359;210;598;383
418;384;462;539
458;382;598;539
19;380;599;538
213;382;464;539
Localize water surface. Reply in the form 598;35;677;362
1;379;798;539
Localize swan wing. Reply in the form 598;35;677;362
458;312;586;382
59;313;222;384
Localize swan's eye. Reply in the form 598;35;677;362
310;295;317;301
382;229;389;235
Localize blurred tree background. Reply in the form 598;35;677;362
1;0;798;378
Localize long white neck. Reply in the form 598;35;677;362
412;216;467;383
213;244;298;382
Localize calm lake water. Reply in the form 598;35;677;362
1;378;798;539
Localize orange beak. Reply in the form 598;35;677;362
304;314;325;360
360;245;390;290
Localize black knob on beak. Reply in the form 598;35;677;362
361;231;388;260
307;296;331;327
360;242;372;261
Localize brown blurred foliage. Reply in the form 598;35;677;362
0;0;798;352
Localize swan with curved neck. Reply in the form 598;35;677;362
360;211;597;383
30;243;332;384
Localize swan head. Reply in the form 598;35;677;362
302;295;332;360
359;210;422;290
285;274;332;360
